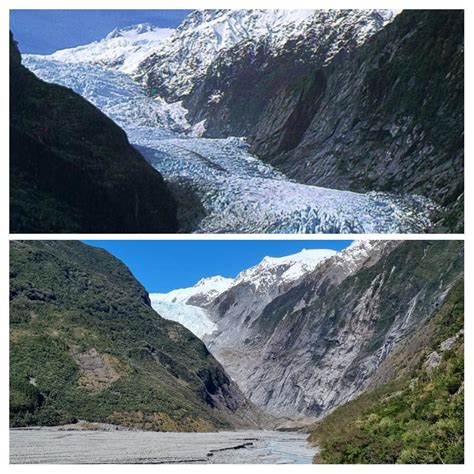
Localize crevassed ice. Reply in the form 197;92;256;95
150;297;218;338
23;54;436;234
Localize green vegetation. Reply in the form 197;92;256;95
309;279;464;464
10;241;246;431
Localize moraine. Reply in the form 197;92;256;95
22;18;437;234
10;428;317;464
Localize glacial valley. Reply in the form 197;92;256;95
20;9;449;233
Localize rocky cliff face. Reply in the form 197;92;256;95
153;241;463;419
185;10;464;231
231;241;462;418
308;279;464;463
183;10;394;136
10;34;178;233
200;241;400;417
10;241;264;431
137;10;393;101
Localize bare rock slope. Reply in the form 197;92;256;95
153;241;463;419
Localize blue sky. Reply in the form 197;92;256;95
83;240;352;293
10;10;192;54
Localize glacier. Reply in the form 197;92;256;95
149;275;234;338
149;248;337;337
149;297;217;338
23;14;437;234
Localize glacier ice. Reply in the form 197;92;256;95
23;25;436;234
149;297;218;338
149;275;234;338
149;244;371;338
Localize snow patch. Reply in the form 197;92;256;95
191;120;207;137
208;91;223;104
155;275;234;305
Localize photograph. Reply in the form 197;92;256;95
9;239;464;463
5;2;467;468
9;8;464;233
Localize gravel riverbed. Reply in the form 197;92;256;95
10;428;318;464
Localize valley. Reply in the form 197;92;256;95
16;8;455;233
22;54;435;234
8;7;465;464
151;241;463;419
9;239;464;463
10;428;317;464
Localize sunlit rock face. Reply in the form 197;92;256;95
152;241;463;419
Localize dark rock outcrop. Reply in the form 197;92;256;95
10;34;178;233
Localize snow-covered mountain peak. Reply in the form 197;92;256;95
135;9;399;99
134;9;318;98
105;23;167;40
344;240;375;254
195;275;233;288
326;240;401;276
151;247;338;309
40;23;173;75
147;242;403;340
178;9;315;45
261;248;336;266
151;274;234;306
235;248;337;290
31;9;400;102
341;240;390;264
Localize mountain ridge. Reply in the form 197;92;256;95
46;23;174;75
183;10;463;230
37;9;396;102
10;240;266;431
139;9;396;100
150;241;463;419
22;12;440;234
150;247;338;336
